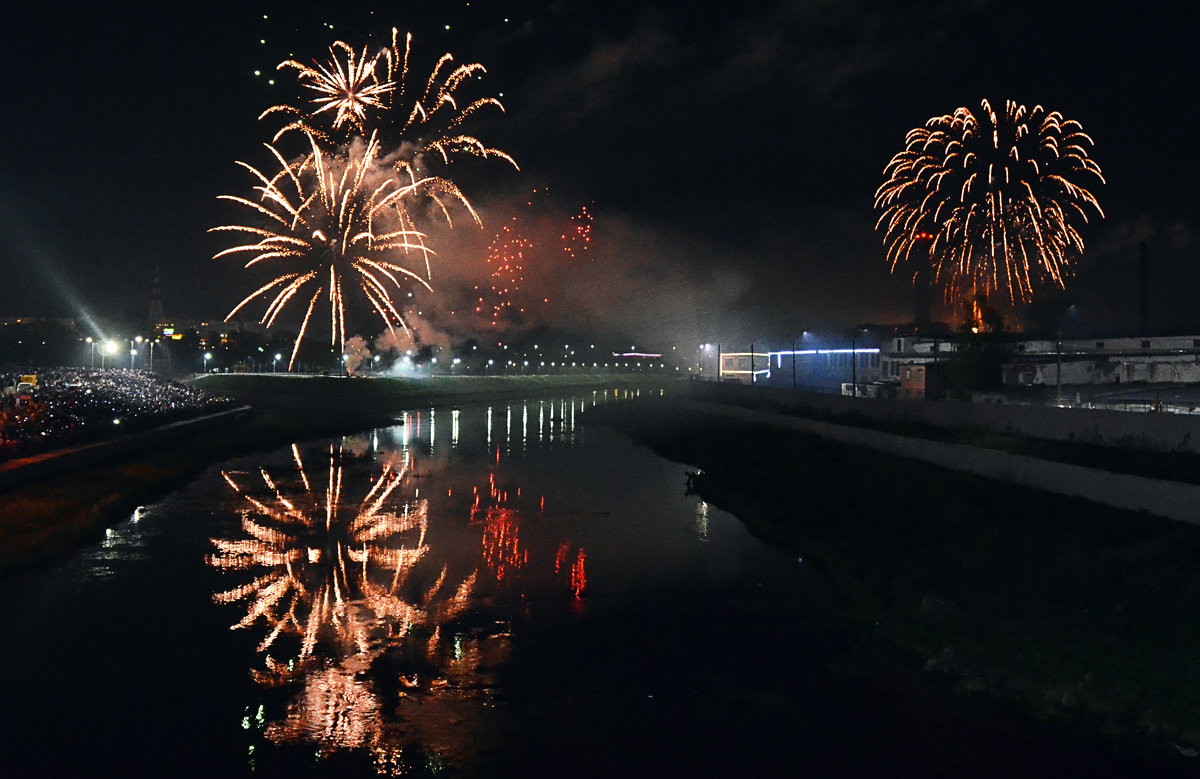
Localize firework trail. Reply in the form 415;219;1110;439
874;99;1104;307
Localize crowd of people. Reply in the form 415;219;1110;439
0;368;233;463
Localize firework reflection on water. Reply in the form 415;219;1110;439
208;395;616;766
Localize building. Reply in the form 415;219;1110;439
714;329;1200;396
720;347;884;391
883;332;1200;393
879;336;955;399
1002;335;1200;387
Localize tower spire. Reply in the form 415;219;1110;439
147;267;165;333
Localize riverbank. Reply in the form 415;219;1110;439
585;394;1200;765
689;380;1200;485
0;374;670;576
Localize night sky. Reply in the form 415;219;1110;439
2;1;1197;349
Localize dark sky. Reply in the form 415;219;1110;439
2;0;1197;349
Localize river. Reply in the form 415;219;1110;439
0;390;1171;776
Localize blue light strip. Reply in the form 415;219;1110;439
764;348;881;356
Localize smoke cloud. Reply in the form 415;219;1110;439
367;191;757;354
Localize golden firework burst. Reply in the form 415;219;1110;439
874;99;1104;307
216;30;517;363
210;130;460;368
262;28;516;173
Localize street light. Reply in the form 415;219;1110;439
101;340;117;369
203;352;212;373
273;353;281;373
851;326;869;398
1056;304;1079;407
131;336;142;370
86;337;95;368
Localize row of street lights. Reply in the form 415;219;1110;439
199;352;283;373
85;335;161;371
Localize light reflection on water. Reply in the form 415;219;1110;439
6;385;882;777
208;390;643;770
0;387;1137;777
75;506;152;581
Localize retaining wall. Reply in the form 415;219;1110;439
692;382;1200;454
684;399;1200;525
0;406;251;493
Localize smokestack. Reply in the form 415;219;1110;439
1138;241;1148;333
147;266;164;333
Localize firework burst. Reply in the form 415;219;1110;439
476;218;531;328
561;204;593;261
211;131;446;368
262;28;516;175
874;99;1104;307
276;40;394;133
217;29;516;366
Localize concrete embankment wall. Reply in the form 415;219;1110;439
0;406;251;493
684;399;1200;525
692;382;1200;454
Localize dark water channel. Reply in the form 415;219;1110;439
0;390;1174;776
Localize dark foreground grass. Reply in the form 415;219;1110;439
0;373;669;575
588;396;1200;755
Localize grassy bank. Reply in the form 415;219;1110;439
0;373;671;576
587;396;1200;757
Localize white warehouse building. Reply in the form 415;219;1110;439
1002;335;1200;387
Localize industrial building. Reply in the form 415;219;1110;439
719;331;1200;399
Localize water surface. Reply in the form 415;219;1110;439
0;390;1163;776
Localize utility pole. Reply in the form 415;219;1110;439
851;335;857;397
1056;329;1063;406
791;339;797;390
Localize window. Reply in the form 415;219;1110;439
1142;340;1151;349
1096;341;1105;349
